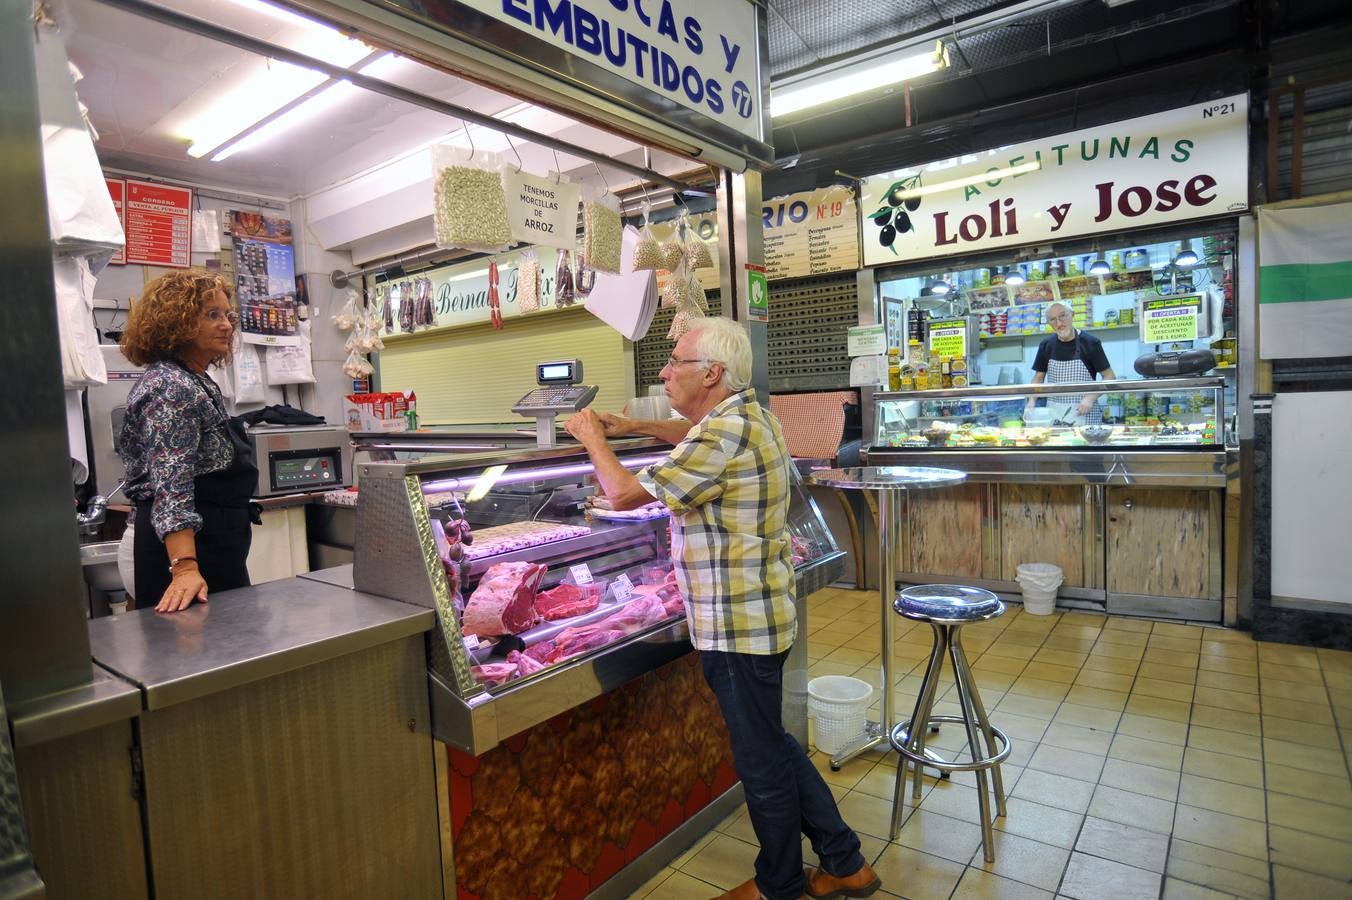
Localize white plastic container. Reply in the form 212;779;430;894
808;675;873;754
1016;562;1063;615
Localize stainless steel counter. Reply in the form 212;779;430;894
7;665;141;749
89;577;433;710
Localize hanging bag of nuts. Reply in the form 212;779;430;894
633;202;663;271
517;249;542;313
431;143;514;253
580;181;623;274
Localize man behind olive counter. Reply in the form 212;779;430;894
565;317;880;900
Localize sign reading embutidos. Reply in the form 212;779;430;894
452;0;762;141
859;95;1249;267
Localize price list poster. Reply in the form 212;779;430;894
762;187;859;281
229;211;301;347
124;180;191;268
105;177;126;265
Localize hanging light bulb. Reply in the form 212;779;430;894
1174;238;1199;268
926;275;951;295
1088;255;1111;275
1004;265;1026;286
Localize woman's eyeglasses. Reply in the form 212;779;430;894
203;308;240;326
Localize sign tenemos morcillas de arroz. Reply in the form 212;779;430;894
443;0;762;142
859;95;1250;267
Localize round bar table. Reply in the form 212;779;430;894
807;466;967;769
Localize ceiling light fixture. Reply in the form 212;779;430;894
1088;243;1111;275
770;41;950;118
925;276;952;296
1004;267;1026;286
1174;239;1199;268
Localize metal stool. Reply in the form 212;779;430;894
889;584;1011;862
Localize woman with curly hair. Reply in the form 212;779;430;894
118;270;257;613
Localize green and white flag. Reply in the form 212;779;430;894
1258;202;1352;359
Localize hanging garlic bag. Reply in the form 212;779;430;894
686;236;714;269
517;250;541;313
332;287;360;331
660;277;688;309
431;144;513;253
580;183;623;274
633;203;663;271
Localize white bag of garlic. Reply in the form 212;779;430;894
580;183;623;274
430;143;514;253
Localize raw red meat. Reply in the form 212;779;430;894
547;629;626;663
535;583;601;621
462;561;547;637
508;650;545;677
551;596;668;648
630;582;685;617
470;661;516;686
523;641;555;663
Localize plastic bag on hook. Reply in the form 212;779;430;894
431;144;513;253
517;250;541;313
580;181;623;274
633;203;663;271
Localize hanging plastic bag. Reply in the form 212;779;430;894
517;250;541;313
397;281;415;332
233;342;266;405
659;239;685;271
192;206;222;253
660;277;688;310
580;183;623;274
332;287;360;331
265;321;316;384
686;236;713;269
576;253;596;299
53;255;107;388
555;249;576;307
342;349;374;380
633;204;663;271
431;144;513;253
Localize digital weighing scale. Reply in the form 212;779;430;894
511;359;598;448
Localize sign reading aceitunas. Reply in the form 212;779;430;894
859;95;1250;267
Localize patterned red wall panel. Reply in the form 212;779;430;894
449;653;736;900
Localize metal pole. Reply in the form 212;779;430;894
878;490;898;734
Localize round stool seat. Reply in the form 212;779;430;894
896;584;1005;623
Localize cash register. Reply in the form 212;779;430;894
511;359;598;448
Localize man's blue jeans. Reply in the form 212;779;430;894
701;649;867;900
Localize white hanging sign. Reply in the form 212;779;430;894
502;169;581;250
859;95;1250;267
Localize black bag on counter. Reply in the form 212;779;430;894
238;405;326;427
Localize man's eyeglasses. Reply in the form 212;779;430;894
665;355;711;369
203;308;240;326
1047;312;1072;324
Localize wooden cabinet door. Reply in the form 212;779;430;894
905;483;984;577
1000;484;1086;586
1106;487;1212;599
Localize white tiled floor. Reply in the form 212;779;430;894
629;588;1352;899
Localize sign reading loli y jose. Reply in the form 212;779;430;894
457;0;762;140
860;95;1249;267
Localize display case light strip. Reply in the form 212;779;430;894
421;454;668;495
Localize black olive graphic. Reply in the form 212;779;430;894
871;208;893;225
904;196;921;212
887;185;907;207
895;211;912;234
880;224;897;246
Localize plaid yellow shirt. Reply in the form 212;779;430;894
638;390;797;654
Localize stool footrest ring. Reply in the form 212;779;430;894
889;716;1012;772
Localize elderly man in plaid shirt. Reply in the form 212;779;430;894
566;317;880;900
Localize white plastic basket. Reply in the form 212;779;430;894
1016;563;1063;615
808;676;873;754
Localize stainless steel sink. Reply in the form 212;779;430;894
79;541;125;592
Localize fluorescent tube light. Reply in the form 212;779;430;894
771;42;949;118
886;160;1042;201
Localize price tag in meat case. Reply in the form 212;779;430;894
124;179;191;268
568;563;594;585
612;572;636;601
105;178;126;265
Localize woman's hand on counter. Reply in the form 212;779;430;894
157;564;208;613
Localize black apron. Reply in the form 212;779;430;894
133;368;259;605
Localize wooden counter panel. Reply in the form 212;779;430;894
999;484;1085;585
906;484;984;578
1107;487;1211;599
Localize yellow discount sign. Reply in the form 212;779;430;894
928;319;969;359
1141;294;1203;344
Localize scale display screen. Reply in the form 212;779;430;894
537;359;582;385
268;447;341;492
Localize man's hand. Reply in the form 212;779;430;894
565;409;609;448
596;411;632;438
1077;397;1096;416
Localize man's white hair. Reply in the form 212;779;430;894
685;317;752;392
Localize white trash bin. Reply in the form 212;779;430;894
1016;563;1063;615
808;675;873;754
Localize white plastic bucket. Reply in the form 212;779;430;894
808;676;872;754
1016;563;1063;615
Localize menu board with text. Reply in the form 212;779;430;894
105;177;126;265
124;180;191;268
763;187;859;281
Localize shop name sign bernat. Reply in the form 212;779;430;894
459;0;761;140
859;95;1249;267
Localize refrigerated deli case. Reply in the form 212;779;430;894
317;437;844;898
864;377;1231;622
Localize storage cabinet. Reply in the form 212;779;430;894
1106;487;1214;600
999;484;1087;585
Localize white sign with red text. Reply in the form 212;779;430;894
859;95;1249;267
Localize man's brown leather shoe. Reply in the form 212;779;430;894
804;863;882;899
713;878;765;900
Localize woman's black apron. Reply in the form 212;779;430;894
133;367;258;605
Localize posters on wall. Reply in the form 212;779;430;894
124;179;191;268
859;95;1250;267
229;211;301;346
763;186;858;280
105;177;126;265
